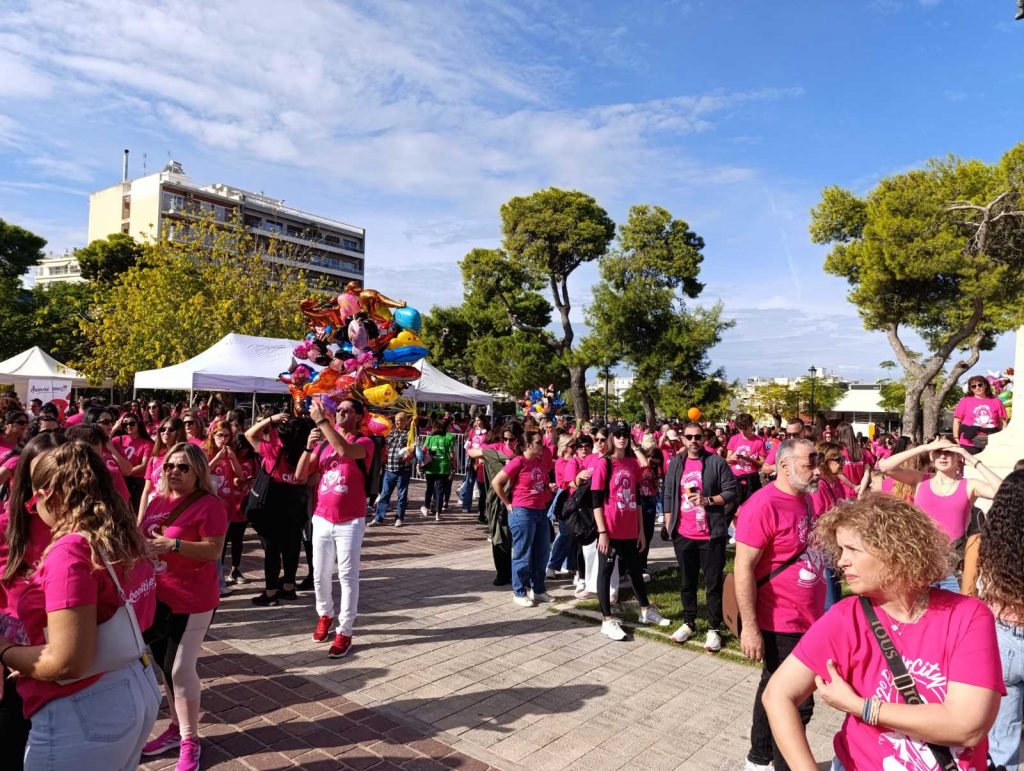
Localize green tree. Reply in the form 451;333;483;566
790;376;846;422
0;219;46;277
498;188;616;421
80;214;315;385
743;382;792;426
74;233;144;284
585;204;732;426
29;282;97;365
0;277;33;358
811;145;1024;439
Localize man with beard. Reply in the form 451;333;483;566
734;439;827;771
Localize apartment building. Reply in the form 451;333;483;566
33;252;85;286
87;160;365;290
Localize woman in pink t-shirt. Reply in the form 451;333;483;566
0;442;160;770
112;413;155;510
139;416;188;520
878;436;1002;591
181;410;207;448
726;413;765;506
546;435;579;577
953;376;1007;454
763;493;1004;771
490;432;555;607
835;422;873;499
589;425;670;641
139;442;227;770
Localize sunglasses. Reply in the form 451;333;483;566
25;488;49;515
148;405;160;409
682;433;703;441
96;418;114;425
805;453;822;467
163;462;193;473
158;427;176;434
123;420;137;427
785;431;802;438
594;437;607;442
10;419;29;426
183;420;195;425
969;382;987;389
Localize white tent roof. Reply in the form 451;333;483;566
0;346;91;387
133;333;493;405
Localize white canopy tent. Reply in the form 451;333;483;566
0;346;102;402
133;333;492;407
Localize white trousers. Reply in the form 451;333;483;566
583;541;619;594
312;515;364;636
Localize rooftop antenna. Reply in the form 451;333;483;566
122;149;129;182
143;153;148;174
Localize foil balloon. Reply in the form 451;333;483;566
359;289;406;323
392;306;422;333
388;330;426;349
363;383;399;407
362;412;393;436
382;346;428;364
366;365;420;381
337;281;363;320
687;407;702;421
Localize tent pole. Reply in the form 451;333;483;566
251;392;256;422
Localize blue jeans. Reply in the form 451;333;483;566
990;620;1024;771
459;467;475;511
509;506;551;597
932;574;960;592
374;469;411;522
24;660;160;771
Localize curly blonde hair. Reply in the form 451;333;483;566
811;492;953;592
31;443;147;569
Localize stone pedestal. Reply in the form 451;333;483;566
968;325;1024;484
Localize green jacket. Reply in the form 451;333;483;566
481;449;512;552
422;432;454;475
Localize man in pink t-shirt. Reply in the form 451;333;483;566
298;398;375;660
761;418;805;478
734;438;826;771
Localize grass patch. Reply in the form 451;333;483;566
573;557;754;662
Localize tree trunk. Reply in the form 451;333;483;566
641;391;657;428
569;363;590;422
921;387;944;439
902;384;925;442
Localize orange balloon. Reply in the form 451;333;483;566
687;407;702;421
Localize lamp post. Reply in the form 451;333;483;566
603;363;611;424
808;365;818;424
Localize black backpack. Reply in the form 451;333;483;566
560;457;610;546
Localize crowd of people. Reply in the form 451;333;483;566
0;377;1022;771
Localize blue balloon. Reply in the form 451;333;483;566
382;345;429;364
392;306;422;333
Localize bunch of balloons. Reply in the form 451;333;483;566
987;368;1014;419
278;281;430;433
517;385;565;419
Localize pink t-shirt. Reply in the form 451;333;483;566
112;434;153;465
16;533;157;718
590;456;643;540
65;412;85;427
954;396;1007;447
638;463;660;498
677;456;708;540
144;451;166;491
140;493;227;614
727;433;764;476
503;454;554;509
102;450;131;501
914;475;971;542
314;436;376;524
187;436;205;448
735;483;826;633
764;443;779;467
809;476;846;518
554;457;576;490
0;513;52;644
258;430;298;484
840;447;874;498
793;592;1004;771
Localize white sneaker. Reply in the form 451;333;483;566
574;588;593;600
638;606;671;627
655;514;665;525
670;622;695;643
744;762;772;771
545;568;557;579
394;519;403;528
641;570;652;583
529;591;553;603
705;630;722;652
420;506;429;517
601;619;628;641
512;594;536;608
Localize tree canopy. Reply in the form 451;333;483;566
811;144;1024;438
0;219;46;278
75;232;144;284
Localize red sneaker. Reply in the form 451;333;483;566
312;615;334;642
328;633;352;658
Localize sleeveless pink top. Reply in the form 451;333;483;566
913;475;971;541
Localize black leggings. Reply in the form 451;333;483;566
424;474;445;513
259;482;306;591
598;538;649;617
0;665;29;771
222;521;247;569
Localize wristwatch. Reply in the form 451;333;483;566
172;538;181;553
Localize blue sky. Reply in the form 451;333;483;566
2;0;1022;384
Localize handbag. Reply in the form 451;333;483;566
45;544;150;686
722;497;813;637
859;597;960;771
245;450;283;537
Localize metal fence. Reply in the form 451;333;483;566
409;432;469;481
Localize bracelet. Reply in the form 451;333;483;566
597;530;607;535
315;419;329;426
861;697;872;723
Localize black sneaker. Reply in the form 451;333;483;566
251;592;279;607
278;588;298;601
298;576;314;591
230;569;247;584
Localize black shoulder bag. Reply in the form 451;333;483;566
245;449;283;537
859;597;960;771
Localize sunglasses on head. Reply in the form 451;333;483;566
163;462;192;473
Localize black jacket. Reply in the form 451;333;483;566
663;450;738;540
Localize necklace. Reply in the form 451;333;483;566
886;592;929;635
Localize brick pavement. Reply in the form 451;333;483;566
143;481;843;770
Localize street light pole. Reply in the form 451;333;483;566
808;365;818;425
603;363;610;424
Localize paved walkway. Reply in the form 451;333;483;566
144;483;842;770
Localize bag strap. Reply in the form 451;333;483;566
756;495;814;588
95;544;147;659
858;597;959;771
162;489;207;531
